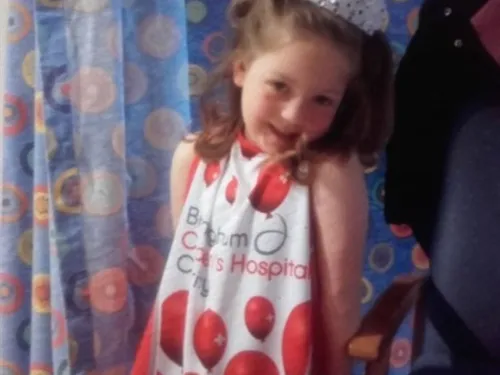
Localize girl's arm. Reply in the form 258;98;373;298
170;137;198;229
311;154;368;375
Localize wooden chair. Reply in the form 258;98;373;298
348;274;428;375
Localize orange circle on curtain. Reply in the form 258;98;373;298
3;93;28;136
54;168;81;214
34;185;49;226
361;277;374;304
8;2;32;44
22;50;36;88
202;31;228;63
81;171;123;216
127;157;158;198
34;92;46;133
69;67;117;114
51;309;68;348
0;361;22;375
46;127;58;159
0;184;28;223
138;15;181;59
33;274;51;313
88;268;127;314
369;243;394;273
111;126;125;159
0;273;24;314
18;228;33;265
144;108;186;151
188;64;208;96
30;364;52;375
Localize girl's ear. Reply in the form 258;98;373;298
232;59;247;88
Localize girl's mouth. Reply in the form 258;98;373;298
268;124;300;143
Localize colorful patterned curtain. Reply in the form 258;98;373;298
1;0;189;373
1;0;426;374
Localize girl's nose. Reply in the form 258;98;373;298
280;99;306;129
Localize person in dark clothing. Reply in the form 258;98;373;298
384;0;500;373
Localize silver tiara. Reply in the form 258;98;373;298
309;0;389;35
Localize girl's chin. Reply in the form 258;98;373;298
260;131;297;154
260;138;293;155
244;129;295;155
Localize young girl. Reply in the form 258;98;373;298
133;0;393;374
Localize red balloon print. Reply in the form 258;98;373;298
282;301;312;375
249;164;291;216
194;309;227;370
204;162;221;186
225;176;238;205
160;290;189;366
244;296;275;341
224;351;279;375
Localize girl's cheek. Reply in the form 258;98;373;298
261;89;278;100
307;128;328;141
257;92;278;110
306;117;333;140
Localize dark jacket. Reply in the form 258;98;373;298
384;0;500;250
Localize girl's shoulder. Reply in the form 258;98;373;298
313;153;365;186
171;133;199;170
170;133;201;227
311;153;367;208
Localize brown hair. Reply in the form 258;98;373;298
194;0;393;181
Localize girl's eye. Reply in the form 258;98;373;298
268;80;287;92
315;95;334;106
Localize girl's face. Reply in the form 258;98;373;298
233;35;351;155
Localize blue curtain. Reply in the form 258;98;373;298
1;0;425;374
1;0;189;373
